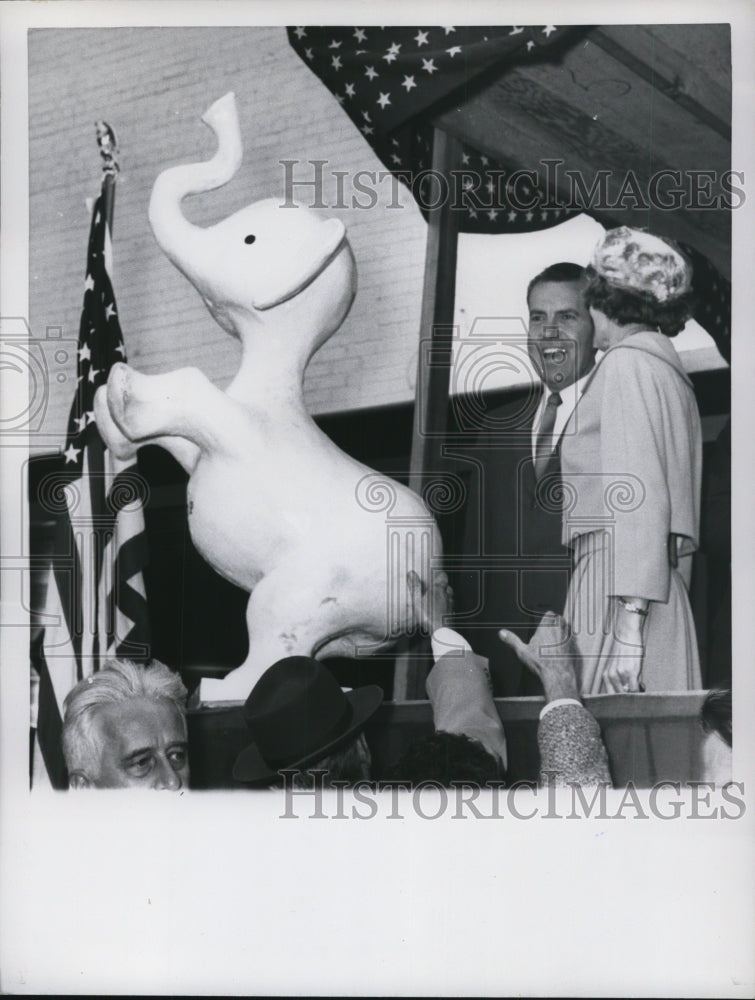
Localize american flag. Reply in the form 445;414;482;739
288;24;731;356
33;186;151;788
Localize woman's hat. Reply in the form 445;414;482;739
591;226;692;303
232;656;384;783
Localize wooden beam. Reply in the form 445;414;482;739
510;38;730;177
407;127;462;493
433;79;731;278
592;25;731;139
393;127;461;702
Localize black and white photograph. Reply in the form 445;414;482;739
1;1;754;995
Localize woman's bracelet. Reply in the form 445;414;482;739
618;597;648;617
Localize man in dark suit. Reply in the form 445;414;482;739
451;263;596;695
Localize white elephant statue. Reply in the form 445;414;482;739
94;92;447;703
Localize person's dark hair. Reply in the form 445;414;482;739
526;262;586;306
384;731;504;787
583;266;694;337
701;687;732;748
274;732;372;789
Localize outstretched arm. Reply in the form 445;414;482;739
499;613;612;787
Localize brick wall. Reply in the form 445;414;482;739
28;26;428;453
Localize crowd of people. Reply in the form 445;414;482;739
58;224;732;792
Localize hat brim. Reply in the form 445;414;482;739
232;684;384;785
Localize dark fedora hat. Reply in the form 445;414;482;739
232;656;384;784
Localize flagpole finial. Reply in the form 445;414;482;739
95;120;119;177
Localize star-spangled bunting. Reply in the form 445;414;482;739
33;190;151;788
287;25;588;235
287;24;731;354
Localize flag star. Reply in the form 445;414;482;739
507;210;517;222
331;55;342;70
422;58;438;74
415;30;429;47
88;367;101;383
86;410;96;424
361;124;374;136
486;179;495;193
376;92;391;109
345;82;356;97
461;152;470;164
386;41;401;57
527;40;535;51
543;25;557;36
391;138;400;146
383;50;399;64
78;343;91;362
447;46;462;57
468;207;478;218
480;155;489;166
84;274;95;291
105;302;116;320
115;344;126;357
63;443;81;464
365;65;378;80
442;27;456;35
391;154;402;165
74;414;87;433
554;208;562;217
335;93;345;104
305;47;314;60
488;210;499;221
540;210;549;220
294;27;306;40
462;178;473;190
329;39;342;49
509;26;524;35
525;210;534;221
362;110;372;122
402;74;417;92
354;28;367;43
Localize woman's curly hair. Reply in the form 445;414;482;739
584;266;695;338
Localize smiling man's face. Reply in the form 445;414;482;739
527;279;596;391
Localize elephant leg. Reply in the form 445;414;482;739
94;384;200;473
106;362;238;454
198;570;350;704
93;384;138;461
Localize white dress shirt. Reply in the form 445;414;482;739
531;369;594;462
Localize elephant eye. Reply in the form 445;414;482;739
244;234;256;245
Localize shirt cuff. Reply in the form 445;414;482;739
540;697;582;721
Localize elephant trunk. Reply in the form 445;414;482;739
148;92;243;293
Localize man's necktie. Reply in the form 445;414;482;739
534;391;562;479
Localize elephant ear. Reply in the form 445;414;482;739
251;218;346;311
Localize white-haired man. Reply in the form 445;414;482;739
62;659;189;790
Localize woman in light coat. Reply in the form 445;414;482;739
556;227;703;694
